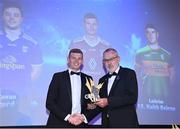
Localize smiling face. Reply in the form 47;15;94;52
68;52;83;71
3;7;23;30
103;50;120;73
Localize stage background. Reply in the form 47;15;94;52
0;0;180;126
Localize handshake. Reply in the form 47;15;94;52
67;113;85;126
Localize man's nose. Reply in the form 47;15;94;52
74;59;80;62
9;15;15;20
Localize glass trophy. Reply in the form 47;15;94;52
84;77;104;103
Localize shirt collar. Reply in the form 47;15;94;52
68;68;81;74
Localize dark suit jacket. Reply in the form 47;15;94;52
98;66;139;128
46;70;94;127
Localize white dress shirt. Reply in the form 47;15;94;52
107;66;120;95
64;69;81;120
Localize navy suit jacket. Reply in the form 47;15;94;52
46;70;93;127
98;66;139;128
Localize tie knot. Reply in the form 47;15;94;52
108;72;117;78
70;71;80;75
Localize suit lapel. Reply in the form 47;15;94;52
109;67;122;96
64;70;72;103
80;74;87;107
100;75;109;97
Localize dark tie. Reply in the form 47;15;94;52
108;72;117;78
70;71;81;75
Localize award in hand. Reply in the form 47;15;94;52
84;77;104;103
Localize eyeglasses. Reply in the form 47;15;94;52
103;56;118;62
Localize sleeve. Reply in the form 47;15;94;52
168;52;173;67
46;74;68;120
83;106;102;122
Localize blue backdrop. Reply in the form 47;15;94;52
0;0;180;126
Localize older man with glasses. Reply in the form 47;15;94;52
90;48;139;128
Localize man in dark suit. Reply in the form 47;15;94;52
95;48;139;128
46;48;94;127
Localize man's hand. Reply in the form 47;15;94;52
68;113;84;126
87;103;97;110
95;98;108;108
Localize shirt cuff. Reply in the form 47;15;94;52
64;114;71;121
82;114;88;123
